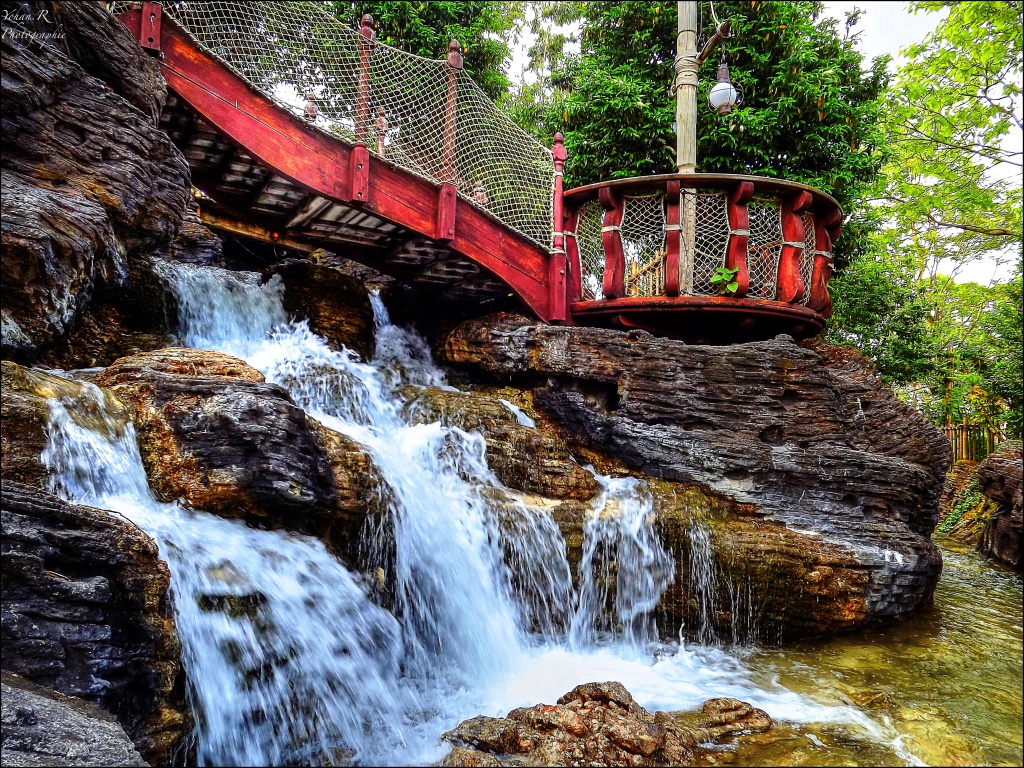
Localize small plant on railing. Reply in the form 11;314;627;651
710;266;740;296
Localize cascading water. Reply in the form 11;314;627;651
569;474;675;648
686;520;721;646
42;382;415;766
40;259;925;765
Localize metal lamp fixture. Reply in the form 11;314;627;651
708;56;741;115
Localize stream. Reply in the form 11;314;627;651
40;263;1022;766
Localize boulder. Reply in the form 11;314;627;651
306;416;391;559
1;673;147;767
262;260;375;360
976;442;1023;571
93;348;336;528
1;1;189;358
0;482;187;765
150;200;223;267
38;256;179;370
442;316;948;639
1;361;128;488
441;681;772;767
402;386;599;501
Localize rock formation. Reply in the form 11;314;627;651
441;681;771;767
93;348;336;525
441;315;949;640
92;347;384;555
1;672;148;768
1;1;189;359
976;442;1023;571
1;482;187;764
262;259;376;361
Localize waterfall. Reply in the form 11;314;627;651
36;259;923;765
570;474;675;648
42;385;415;766
686;520;721;645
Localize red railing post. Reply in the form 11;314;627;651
725;182;754;298
599;187;625;299
778;190;813;303
356;14;376;143
138;1;162;53
807;207;842;317
665;180;682;296
548;133;569;323
442;40;464;183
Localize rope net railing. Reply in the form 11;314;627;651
572;188;819;303
119;1;555;250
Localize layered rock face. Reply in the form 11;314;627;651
1;673;147;768
1;1;189;359
441;681;771;767
1;482;187;765
442;315;949;640
93;347;385;553
976;442;1023;571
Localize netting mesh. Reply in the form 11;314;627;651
746;197;783;299
621;195;666;297
799;211;816;305
120;1;554;249
688;191;730;296
576;202;606;300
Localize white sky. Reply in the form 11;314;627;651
510;2;1019;285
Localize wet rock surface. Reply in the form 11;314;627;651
441;681;771;767
976;442;1023;572
403;385;598;501
93;348;337;528
442;315;948;638
1;360;130;488
0;482;186;765
38;256;180;370
1;672;148;767
263;259;375;361
1;1;189;359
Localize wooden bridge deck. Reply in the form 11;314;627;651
120;5;562;321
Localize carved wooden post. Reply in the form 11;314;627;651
356;14;376;143
599;187;625;299
725;181;754;298
548;134;569;323
807;207;842;317
442;40;464;183
665;180;682;296
777;190;813;303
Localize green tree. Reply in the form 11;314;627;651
333;2;523;99
514;1;888;270
832;2;1022;434
875;1;1022;284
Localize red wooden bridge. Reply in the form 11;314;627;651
117;1;841;343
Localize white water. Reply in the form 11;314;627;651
41;261;919;765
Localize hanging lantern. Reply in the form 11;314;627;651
709;59;741;115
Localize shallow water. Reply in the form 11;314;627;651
736;542;1023;767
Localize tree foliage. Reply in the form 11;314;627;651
829;1;1023;437
510;1;888;270
875;1;1022;282
333;2;522;99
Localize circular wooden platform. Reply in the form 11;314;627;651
570;296;826;344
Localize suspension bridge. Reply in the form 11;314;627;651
116;1;842;343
